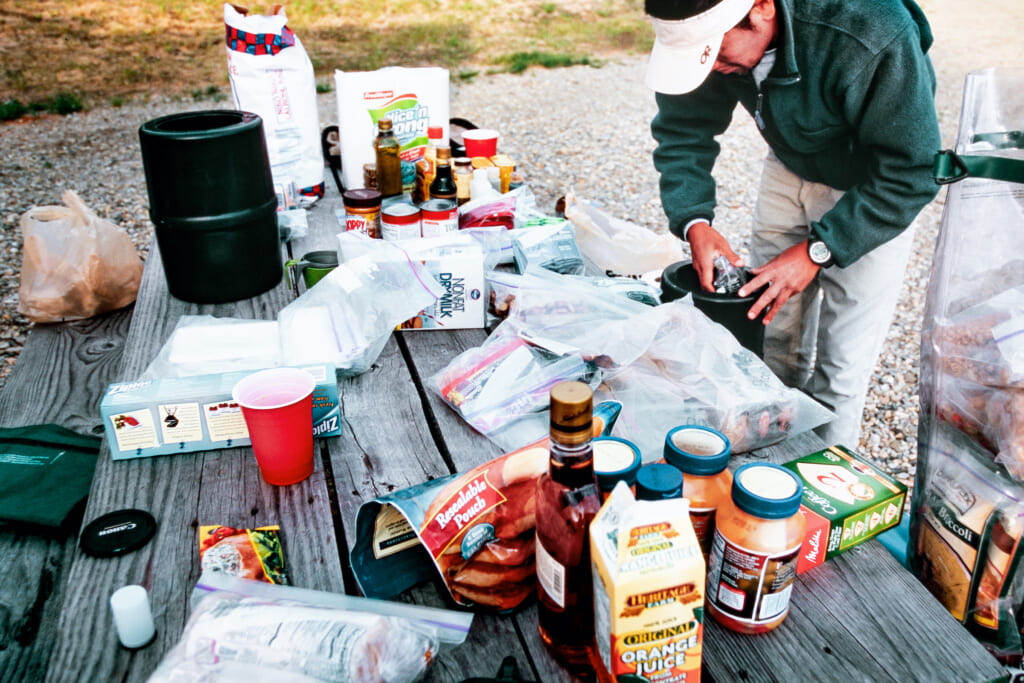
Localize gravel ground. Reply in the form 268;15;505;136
0;0;1019;487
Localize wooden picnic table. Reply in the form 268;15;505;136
32;180;1007;683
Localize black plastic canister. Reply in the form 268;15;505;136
138;110;282;303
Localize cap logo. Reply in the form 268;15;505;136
701;45;712;64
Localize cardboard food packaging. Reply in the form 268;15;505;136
590;481;705;682
101;364;340;460
783;445;908;573
397;236;485;330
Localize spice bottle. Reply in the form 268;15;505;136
635;463;684;501
706;463;805;634
664;425;733;560
429;147;457;202
536;381;601;675
414;125;445;202
374;118;402;198
453;157;473;205
593;436;642;502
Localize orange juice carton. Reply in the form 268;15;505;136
590;481;705;683
782;445;908;573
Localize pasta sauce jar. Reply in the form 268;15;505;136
663;425;733;560
706;462;805;634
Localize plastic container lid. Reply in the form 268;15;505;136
636;463;683;501
593;437;642;491
428;125;444;140
664;425;731;475
342;189;382;209
731;463;803;519
79;509;157;558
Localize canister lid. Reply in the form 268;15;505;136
731;463;803;519
343;188;382;208
664;425;731;475
593;437;642;491
636;463;683;501
79;509;157;558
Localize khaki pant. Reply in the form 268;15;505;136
750;153;915;447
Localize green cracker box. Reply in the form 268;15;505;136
783;445;907;573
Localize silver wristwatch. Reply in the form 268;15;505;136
807;236;834;268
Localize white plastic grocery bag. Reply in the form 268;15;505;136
225;4;323;206
334;67;450;190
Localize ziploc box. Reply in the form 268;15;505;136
397;235;484;330
782;445;908;573
101;364;340;460
591;481;705;683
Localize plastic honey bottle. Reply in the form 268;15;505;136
535;381;601;675
664;425;734;560
373;118;402;198
706;463;805;634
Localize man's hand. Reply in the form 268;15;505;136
738;241;820;324
687;221;743;292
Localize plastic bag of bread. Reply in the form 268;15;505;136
350;401;620;611
17;190;142;323
149;573;472;683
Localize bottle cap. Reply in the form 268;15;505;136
436;147;452;162
378;118;393;131
549;381;592;444
342;188;383;208
454;157;472;168
664;425;731;475
593;437;642;492
428;125;444;140
731;463;803;519
636;463;683;501
80;509;157;558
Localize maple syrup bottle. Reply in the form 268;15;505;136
535;381;601;675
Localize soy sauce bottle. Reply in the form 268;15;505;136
429;147;457;202
535;381;601;675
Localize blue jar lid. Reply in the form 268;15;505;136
636;463;683;501
663;425;731;475
731;463;803;519
593;437;642;491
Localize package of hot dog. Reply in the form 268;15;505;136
351;401;620;611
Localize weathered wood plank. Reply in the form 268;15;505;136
44;241;345;683
0;307;133;682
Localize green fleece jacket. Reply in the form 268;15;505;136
651;0;941;267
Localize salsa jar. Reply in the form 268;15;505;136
706;462;804;634
663;425;733;560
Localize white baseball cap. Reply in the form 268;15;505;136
645;0;756;94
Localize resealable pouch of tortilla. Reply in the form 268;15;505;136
334;67;450;191
350;401;620;612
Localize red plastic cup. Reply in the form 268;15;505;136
232;368;316;486
462;128;499;157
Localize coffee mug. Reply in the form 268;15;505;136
285;250;339;294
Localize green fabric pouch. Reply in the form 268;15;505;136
0;424;100;528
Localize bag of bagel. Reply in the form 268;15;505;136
351;401;620;611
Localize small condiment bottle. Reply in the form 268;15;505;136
414;125;445;203
663;425;733;560
453;157;473;205
373;118;402;198
635;463;683;501
593;436;642;502
706;463;805;634
429;147;457;202
342;188;382;238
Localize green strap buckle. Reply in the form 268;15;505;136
933;149;969;185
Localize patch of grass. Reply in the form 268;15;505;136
48;93;84;115
1;99;28;121
0;1;651;102
315;81;333;94
110;96;125;107
501;51;592;74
